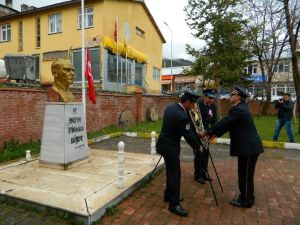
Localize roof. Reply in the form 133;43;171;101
0;0;165;43
0;3;19;14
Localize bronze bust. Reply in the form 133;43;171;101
51;58;75;103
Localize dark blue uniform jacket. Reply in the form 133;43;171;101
156;104;199;156
208;102;264;156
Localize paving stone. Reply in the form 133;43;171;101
1;136;300;225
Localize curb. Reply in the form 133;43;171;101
216;138;300;150
89;132;300;151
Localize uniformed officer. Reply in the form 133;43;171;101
199;86;264;208
193;88;217;184
156;91;202;217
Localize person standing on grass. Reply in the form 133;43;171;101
156;91;202;217
272;93;295;143
199;86;264;208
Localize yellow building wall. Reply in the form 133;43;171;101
0;0;163;93
103;0;163;93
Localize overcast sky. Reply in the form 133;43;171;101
2;0;203;60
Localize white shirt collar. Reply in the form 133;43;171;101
178;103;186;112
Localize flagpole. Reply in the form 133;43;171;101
116;17;119;90
81;0;86;116
125;33;128;89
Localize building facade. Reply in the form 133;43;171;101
0;0;165;94
245;57;297;100
161;66;201;93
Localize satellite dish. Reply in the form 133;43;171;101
123;22;131;42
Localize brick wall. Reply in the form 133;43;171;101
0;88;48;145
0;87;277;146
0;88;177;146
219;99;277;116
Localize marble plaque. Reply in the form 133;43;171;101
40;102;89;167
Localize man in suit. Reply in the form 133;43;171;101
156;91;202;217
193;89;217;184
199;86;264;208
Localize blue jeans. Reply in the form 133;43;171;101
273;119;295;143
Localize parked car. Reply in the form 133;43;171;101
220;93;230;99
255;95;296;103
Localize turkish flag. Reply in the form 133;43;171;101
85;47;96;104
114;17;118;43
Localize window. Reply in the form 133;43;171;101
135;62;145;85
273;65;278;72
153;67;160;81
49;13;62;34
72;48;100;81
107;52;117;83
0;24;11;42
36;17;41;48
107;52;134;84
284;64;289;72
252;64;258;74
43;50;68;60
78;7;93;29
277;85;285;95
278;63;284;72
18;21;23;51
32;54;40;80
136;26;145;37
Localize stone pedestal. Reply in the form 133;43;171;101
40;102;89;169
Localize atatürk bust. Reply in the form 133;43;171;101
51;58;75;103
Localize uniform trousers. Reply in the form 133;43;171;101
193;148;208;178
237;154;259;203
163;153;181;206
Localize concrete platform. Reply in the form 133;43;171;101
0;149;163;225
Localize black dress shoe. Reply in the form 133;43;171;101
164;196;184;202
203;176;213;181
230;198;252;208
194;177;206;184
168;204;188;217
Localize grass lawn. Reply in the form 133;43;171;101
1;115;298;164
253;115;299;143
89;115;299;143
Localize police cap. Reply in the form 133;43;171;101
203;89;216;99
182;90;200;103
231;86;249;98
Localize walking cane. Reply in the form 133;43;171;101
199;145;219;206
208;149;223;192
203;165;219;207
148;155;162;182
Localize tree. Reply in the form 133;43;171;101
245;0;289;115
279;0;300;131
184;0;253;90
